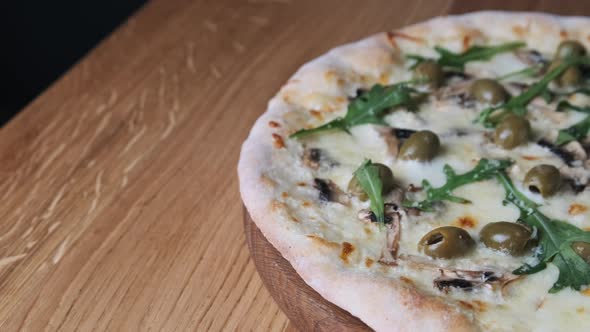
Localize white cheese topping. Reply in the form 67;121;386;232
269;33;590;331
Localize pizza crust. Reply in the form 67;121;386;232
238;11;590;331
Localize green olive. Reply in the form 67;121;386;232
414;60;444;89
572;241;590;265
480;222;533;256
399;130;440;161
524;164;561;197
555;40;587;59
493;114;530;149
347;163;395;201
547;61;583;87
418;226;475;259
469;79;508;105
559;66;583;87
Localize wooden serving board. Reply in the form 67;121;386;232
244;209;371;331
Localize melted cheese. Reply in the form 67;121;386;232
269;35;590;331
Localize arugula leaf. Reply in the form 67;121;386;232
556;116;590;146
434;42;525;70
354;160;385;225
407;42;525;70
497;64;543;81
403;159;512;211
496;172;590;292
554;101;590;146
477;56;590;127
290;83;422;138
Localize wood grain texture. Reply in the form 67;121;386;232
244;210;370;332
0;0;588;331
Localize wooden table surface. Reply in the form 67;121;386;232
1;0;589;331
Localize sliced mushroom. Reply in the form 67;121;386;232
357;203;401;224
379;213;402;264
384;187;405;206
560;166;589;193
303;148;322;169
377;128;420;158
530;102;568;124
434;79;475;108
536;137;589;192
377;127;400;157
393;128;418;139
398;254;518;293
313;178;349;205
514;49;547;66
562;140;588;163
356;204;402;265
433;269;500;293
303;147;338;170
537;139;576;166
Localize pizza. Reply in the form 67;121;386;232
238;11;590;331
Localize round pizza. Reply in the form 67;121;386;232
238;11;590;331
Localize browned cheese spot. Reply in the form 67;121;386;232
462;35;471;51
302;201;311;207
307;235;340;249
472;300;488;312
268;121;281;128
296;182;307;187
270;200;286;212
282;92;293;104
339;242;355;264
522;155;539;160
364;227;372;236
582;288;590;297
272;133;285;149
335;96;346;104
386;31;426;50
458;300;475;311
309;110;323;121
281;192;289;198
560;30;568;38
512;25;527;38
400;276;415;287
324;70;338;82
365;257;374;268
455;215;477;228
569;203;588;216
577;307;585;314
260;174;276;187
385;31;399;50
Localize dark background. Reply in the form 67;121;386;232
0;1;146;127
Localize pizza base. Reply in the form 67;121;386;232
238;11;590;332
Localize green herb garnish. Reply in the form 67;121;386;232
496;172;590;293
403;159;512;211
436;42;526;70
554;101;590;146
497;64;543;81
477;57;590;127
290;83;422;138
354;159;385;225
556;117;590;146
408;42;525;70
